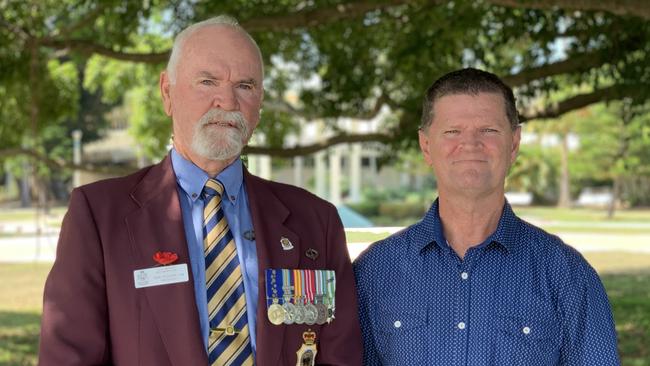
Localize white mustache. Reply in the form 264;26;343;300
198;108;248;133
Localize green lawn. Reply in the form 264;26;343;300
513;206;650;223
1;257;649;365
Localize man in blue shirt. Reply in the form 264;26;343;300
353;68;619;365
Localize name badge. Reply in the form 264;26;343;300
133;263;189;289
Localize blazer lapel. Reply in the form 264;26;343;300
125;156;206;366
244;170;300;365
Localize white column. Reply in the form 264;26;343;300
329;146;341;206
259;154;272;180
349;143;362;203
72;129;83;188
293;156;303;188
315;151;326;199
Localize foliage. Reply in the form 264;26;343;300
1;0;650;205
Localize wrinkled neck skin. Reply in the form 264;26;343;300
437;188;505;259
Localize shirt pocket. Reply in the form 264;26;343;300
372;310;428;365
492;314;561;366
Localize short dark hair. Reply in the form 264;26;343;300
420;68;519;130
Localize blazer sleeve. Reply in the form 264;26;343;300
316;205;363;365
39;188;111;365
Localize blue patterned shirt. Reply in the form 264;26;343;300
353;200;619;365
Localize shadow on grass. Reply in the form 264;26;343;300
602;272;650;366
0;311;40;366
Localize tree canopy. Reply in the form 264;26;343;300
1;0;649;173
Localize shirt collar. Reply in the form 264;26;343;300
409;198;520;255
170;148;243;206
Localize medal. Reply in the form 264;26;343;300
324;270;336;323
266;269;287;325
302;270;317;325
293;270;305;324
282;269;296;324
268;301;286;325
314;271;327;324
295;329;318;366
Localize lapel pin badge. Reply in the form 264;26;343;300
243;229;255;241
305;248;319;260
280;236;294;251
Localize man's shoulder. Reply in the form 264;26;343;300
516;217;595;273
247;173;335;210
353;224;416;271
77;164;156;197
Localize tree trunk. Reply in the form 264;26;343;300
557;133;571;208
607;176;620;219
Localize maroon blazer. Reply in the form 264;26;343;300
39;156;362;365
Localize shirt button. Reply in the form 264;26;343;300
394;320;402;328
457;322;466;330
523;326;531;335
191;193;198;198
460;272;469;280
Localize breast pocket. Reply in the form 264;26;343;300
493;314;561;366
372;310;428;366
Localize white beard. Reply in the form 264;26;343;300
190;108;251;161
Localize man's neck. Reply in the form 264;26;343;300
438;192;505;259
174;144;237;177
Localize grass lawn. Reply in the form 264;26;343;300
1;255;649;365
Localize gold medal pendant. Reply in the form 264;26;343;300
267;300;286;325
296;330;317;366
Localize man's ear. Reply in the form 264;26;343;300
160;71;173;116
510;125;522;164
419;128;433;167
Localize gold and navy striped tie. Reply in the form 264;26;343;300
203;179;254;366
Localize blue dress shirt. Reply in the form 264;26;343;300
353;200;619;365
170;149;259;354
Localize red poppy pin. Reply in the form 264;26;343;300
153;251;178;266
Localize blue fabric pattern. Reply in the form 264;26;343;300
353;199;619;366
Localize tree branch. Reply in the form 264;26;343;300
38;38;169;63
241;0;414;32
520;84;641;122
244;132;392;157
488;0;650;20
504;50;607;87
0;148;135;175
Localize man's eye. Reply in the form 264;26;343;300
482;128;498;133
238;83;253;90
200;79;215;85
444;130;459;134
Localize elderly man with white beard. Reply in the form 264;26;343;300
38;15;362;366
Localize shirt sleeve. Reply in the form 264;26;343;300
39;188;111;365
559;255;620;365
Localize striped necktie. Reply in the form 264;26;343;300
203;179;254;366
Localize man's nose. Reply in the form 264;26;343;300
212;85;239;111
459;130;483;148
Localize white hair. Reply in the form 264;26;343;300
166;15;263;84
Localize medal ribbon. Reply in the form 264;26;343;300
293;269;302;304
282;269;292;303
326;270;336;309
305;270;315;304
315;270;323;304
265;269;273;307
